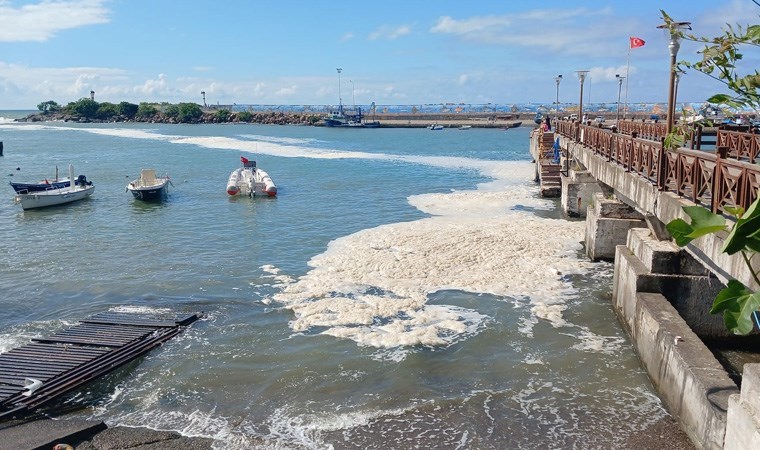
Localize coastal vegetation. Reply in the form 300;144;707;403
26;98;322;125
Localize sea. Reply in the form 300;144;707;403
0;111;669;449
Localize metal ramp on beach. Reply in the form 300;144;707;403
0;310;203;421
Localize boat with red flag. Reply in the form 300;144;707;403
226;156;277;198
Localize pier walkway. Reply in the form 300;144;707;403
0;310;203;421
530;119;760;449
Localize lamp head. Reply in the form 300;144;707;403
576;70;589;83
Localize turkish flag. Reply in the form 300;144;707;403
241;156;249;164
630;37;646;49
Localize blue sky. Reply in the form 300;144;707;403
0;0;757;109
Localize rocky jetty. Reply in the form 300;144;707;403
16;110;322;126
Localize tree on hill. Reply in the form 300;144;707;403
176;103;203;122
136;103;159;119
214;108;231;122
66;98;99;118
118;101;139;119
37;100;61;113
96;102;119;120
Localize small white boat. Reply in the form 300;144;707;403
458;125;472;130
428;123;444;130
227;156;277;197
127;169;172;201
14;164;94;210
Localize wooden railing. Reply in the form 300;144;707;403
617;120;668;141
718;129;760;164
555;120;760;214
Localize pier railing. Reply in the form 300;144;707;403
554;120;760;214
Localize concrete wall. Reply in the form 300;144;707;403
612;229;740;449
725;363;760;449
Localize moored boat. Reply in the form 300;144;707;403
226;156;277;198
126;169;172;201
428;123;444;130
10;166;70;193
14;165;94;210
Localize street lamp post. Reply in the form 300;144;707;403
576;70;589;125
554;75;562;113
657;19;692;135
336;68;343;111
615;74;625;125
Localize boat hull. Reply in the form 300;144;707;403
127;181;169;201
10;180;70;193
126;171;170;201
16;185;94;210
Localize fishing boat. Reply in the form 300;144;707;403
458;125;472;130
324;105;367;128
9;166;70;193
126;169;172;201
226;156;277;198
14;165;94;210
428;124;444;130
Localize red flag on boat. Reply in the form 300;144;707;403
630;37;646;49
241;156;249;164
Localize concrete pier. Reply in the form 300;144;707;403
531;127;760;448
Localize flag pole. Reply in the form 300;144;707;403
624;44;631;120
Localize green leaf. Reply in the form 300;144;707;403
724;205;744;217
707;94;732;104
666;219;695;247
683;205;727;237
723;195;760;254
711;281;760;335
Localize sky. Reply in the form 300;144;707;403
0;0;757;109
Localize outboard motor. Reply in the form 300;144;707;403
76;174;89;186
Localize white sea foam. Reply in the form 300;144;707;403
1;124;595;352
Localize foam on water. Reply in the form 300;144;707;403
1;124;596;352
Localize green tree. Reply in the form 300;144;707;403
164;104;180;119
66;98;99;118
214;108;231;122
37;100;61;113
136;103;159;119
237;111;254;122
96;102;119;120
118;101;138;119
176;103;203;122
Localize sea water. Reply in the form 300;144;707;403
0;119;666;449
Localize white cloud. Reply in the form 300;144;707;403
275;85;297;97
429;7;638;57
698;0;758;29
458;74;470;86
369;24;411;40
0;0;109;42
341;32;355;41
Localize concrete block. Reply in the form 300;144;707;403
613;241;730;338
725;393;760;450
634;292;737;450
586;208;646;261
627;228;714;276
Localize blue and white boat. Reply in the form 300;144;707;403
14;165;94;210
126;169;172;201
